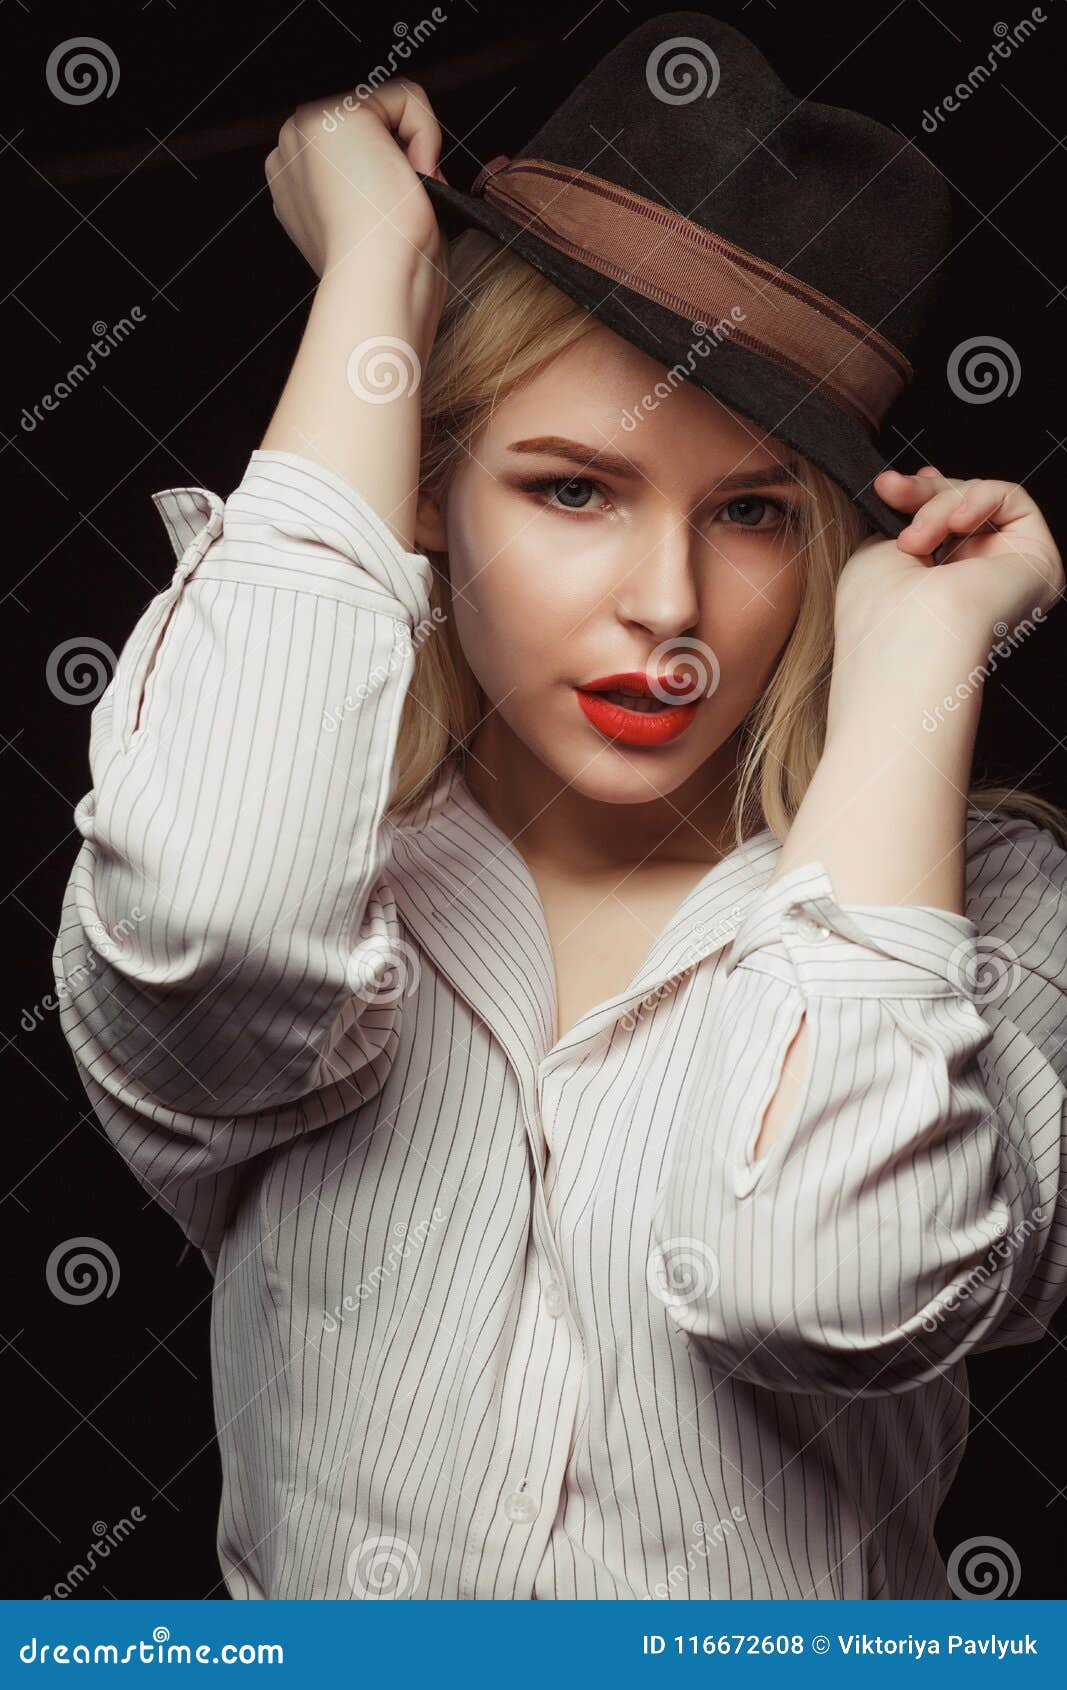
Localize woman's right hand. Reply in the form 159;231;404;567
265;77;449;277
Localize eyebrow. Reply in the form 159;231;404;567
504;435;802;491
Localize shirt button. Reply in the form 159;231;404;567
503;1489;538;1523
789;912;831;942
543;1279;564;1317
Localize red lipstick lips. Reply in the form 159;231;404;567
574;669;701;747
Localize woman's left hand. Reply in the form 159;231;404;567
834;466;1064;645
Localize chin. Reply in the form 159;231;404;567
534;737;713;806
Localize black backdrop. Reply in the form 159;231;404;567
3;0;1066;1600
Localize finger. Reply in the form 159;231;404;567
907;479;1029;555
362;78;444;177
874;467;966;519
942;477;1035;535
897;484;979;554
872;469;973;547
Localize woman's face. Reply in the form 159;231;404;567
418;324;808;808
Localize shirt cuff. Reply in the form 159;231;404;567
725;857;981;1001
151;448;434;627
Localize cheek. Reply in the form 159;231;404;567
696;554;802;698
446;499;610;683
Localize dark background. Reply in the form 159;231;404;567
3;0;1066;1599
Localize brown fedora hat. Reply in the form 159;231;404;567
417;10;955;537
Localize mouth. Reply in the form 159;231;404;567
573;671;701;746
577;670;697;703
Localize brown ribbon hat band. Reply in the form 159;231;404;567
471;154;913;435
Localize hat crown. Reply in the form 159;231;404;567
513;10;952;355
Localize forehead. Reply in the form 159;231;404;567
483;323;795;479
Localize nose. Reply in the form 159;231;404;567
612;516;701;640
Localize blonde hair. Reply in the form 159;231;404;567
389;227;1067;856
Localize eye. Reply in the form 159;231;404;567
519;474;611;515
715;495;795;531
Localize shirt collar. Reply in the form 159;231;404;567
388;759;782;1091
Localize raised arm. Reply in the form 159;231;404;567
52;81;450;1263
651;468;1067;1394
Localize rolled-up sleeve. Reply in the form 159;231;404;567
650;816;1067;1396
51;449;433;1260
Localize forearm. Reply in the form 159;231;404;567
753;611;990;1158
260;242;443;553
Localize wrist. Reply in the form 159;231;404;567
319;238;445;343
829;608;990;729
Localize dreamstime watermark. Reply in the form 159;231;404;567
621;312;746;432
19;1631;284;1666
346;1534;423;1597
653;1509;747;1598
322;607;446;732
320;12;448;129
920;10;1051;132
647;636;722;705
648;1235;721;1307
945;933;1024;1005
920;1205;1045;1334
947;335;1021;404
347;936;423;1009
46;636;119;705
946;1535;1022;1599
922;606;1046;732
646;37;721;104
46;37;120;104
23;907;145;1033
45;1237;120;1305
323;1208;446;1333
21;311;146;432
346;335;423;404
619;903;747;1034
43;1510;147;1599
619;967;692;1032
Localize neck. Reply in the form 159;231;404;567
462;714;746;876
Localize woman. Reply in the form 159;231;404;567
53;17;1067;1601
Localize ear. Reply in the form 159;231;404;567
414;482;448;554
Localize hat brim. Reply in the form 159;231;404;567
417;170;911;542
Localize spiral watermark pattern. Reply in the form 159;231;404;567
647;637;721;706
346;1533;422;1597
349;937;422;1006
46;637;117;706
648;1236;721;1307
946;1534;1021;1599
947;336;1021;404
46;38;120;104
346;337;422;404
45;1237;120;1305
946;935;1022;1006
646;37;721;104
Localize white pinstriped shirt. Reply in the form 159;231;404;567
53;449;1067;1600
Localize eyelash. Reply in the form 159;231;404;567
517;474;800;532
